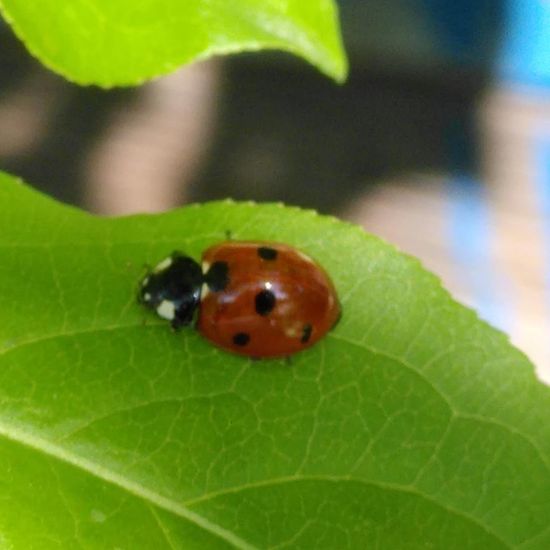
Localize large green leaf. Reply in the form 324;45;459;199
0;171;549;548
0;0;347;86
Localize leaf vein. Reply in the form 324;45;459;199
183;475;511;549
329;334;550;471
0;423;257;550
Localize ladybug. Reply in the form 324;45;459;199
138;241;340;358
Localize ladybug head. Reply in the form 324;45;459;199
138;252;203;329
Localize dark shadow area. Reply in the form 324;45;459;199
0;23;134;206
188;0;505;214
187;55;488;214
2;85;134;206
0;1;505;213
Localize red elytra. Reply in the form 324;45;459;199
197;241;340;358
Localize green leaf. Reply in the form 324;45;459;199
1;171;549;549
0;0;347;86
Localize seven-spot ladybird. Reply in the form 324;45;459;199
139;241;340;358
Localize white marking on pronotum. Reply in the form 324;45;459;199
143;292;152;302
157;300;176;321
141;276;150;287
154;256;173;273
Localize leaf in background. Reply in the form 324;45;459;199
0;0;348;86
0;171;549;548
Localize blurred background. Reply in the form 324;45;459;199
1;0;549;382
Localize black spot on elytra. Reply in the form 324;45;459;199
301;324;313;344
233;332;250;346
255;289;276;316
205;261;229;291
257;246;278;261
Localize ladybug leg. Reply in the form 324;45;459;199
224;229;233;241
284;356;293;366
171;305;197;331
136;279;149;304
137;263;152;290
331;309;343;329
171;312;194;331
170;318;184;332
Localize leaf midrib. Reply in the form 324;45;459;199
0;419;258;549
0;418;512;549
1;327;546;548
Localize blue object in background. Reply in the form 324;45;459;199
536;139;550;292
446;174;511;331
416;0;550;85
498;0;550;87
418;0;502;67
340;0;502;72
418;0;550;83
445;117;509;331
342;0;550;84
